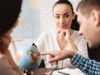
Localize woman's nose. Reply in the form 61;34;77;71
59;18;64;24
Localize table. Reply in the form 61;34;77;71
30;68;85;75
30;68;59;75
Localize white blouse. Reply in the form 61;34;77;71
35;31;88;68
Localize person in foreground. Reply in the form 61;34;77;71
36;0;88;68
43;0;100;75
0;0;26;75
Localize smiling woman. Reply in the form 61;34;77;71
35;0;88;69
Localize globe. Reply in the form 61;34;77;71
16;43;41;72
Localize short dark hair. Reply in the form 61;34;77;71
0;0;22;36
53;0;74;14
77;0;100;16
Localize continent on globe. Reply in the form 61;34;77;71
16;43;41;72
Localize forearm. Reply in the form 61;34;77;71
71;54;100;75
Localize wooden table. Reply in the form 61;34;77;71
30;68;59;75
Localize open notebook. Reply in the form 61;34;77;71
52;68;85;75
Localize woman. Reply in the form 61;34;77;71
36;0;88;68
0;0;24;75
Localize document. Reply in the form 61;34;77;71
52;68;85;75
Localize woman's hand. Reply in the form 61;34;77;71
57;28;71;40
57;29;78;51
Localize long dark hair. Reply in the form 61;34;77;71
53;0;74;14
0;0;22;53
0;0;22;36
71;15;79;31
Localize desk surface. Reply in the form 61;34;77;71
31;68;54;75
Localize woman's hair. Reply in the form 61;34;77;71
0;0;22;36
53;0;74;14
71;15;80;31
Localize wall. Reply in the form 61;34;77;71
11;0;40;40
11;0;81;40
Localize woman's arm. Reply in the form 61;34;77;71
67;37;78;52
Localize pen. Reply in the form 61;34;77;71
58;71;70;75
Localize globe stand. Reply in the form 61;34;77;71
24;70;34;75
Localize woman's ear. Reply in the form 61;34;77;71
90;10;100;27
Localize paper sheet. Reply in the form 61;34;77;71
52;68;85;75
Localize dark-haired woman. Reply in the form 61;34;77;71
36;0;88;68
0;0;25;75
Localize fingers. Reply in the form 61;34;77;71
49;50;70;63
40;52;48;55
49;54;58;65
40;51;59;65
64;29;71;40
41;51;65;63
53;61;58;65
57;30;65;40
40;52;55;57
49;55;60;63
57;29;71;40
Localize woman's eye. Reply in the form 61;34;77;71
64;14;69;18
55;16;60;19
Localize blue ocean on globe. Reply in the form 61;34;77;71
16;44;41;72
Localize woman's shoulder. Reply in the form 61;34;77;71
72;31;81;38
72;31;86;42
40;31;51;36
39;31;55;38
36;31;55;45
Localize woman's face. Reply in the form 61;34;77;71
53;4;74;30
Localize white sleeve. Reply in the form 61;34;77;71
76;37;88;58
35;33;47;53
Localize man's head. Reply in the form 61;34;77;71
77;0;100;48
